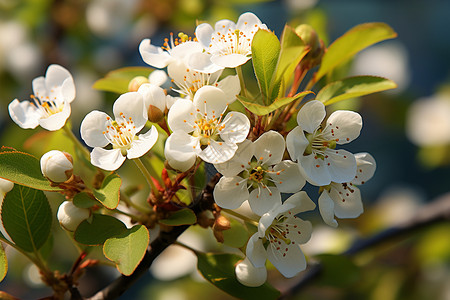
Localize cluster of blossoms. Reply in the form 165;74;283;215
6;11;378;289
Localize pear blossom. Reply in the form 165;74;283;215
235;257;267;287
286;100;362;186
80;92;158;171
246;192;315;278
57;201;91;231
318;152;376;227
40;150;74;183
214;131;306;216
0;178;14;208
8;64;75;131
165;86;250;171
195;12;267;68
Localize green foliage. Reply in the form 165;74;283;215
222;217;248;248
237;91;313;116
74;214;127;246
316;76;397;106
93;67;154;94
103;225;149;276
315;23;397;83
0;244;7;282
92;173;121;209
1;185;52;252
197;253;280;300
73;192;99;208
159;208;197;226
316;254;360;287
0;150;61;191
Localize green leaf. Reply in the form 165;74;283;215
251;29;281;102
197;253;280;300
316;254;360;287
73;192;99;208
315;23;397;83
159;208;197;226
237;91;313;116
316;76;397;106
74;214;127;246
271;25;308;98
222;217;248;248
93;173;121;209
93;67;154;94
1;185;52;252
0;151;61;191
0;243;7;282
103;225;149;276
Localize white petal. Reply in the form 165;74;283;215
236;12;264;32
193;86;228;118
216;75;241;104
197;140;237;164
169;41;204;60
325;149;357;183
195;23;214;49
139;39;173;68
137;83;166;112
219;112;250;144
248;187;281;216
352;152;376;185
286;218;313;245
246;233;267;268
90;148;126;171
213;176;249;209
46;64;75;103
299;154;332;186
214;19;236;34
80;110;110;148
32;76;48;99
270;161;305;193
148;70;168;87
286;126;309;161
258;210;276;238
267;242;306;278
164;131;198;172
324;110;362;144
188;51;224;74
0;179;14;194
113;92;147;130
318;191;338;227
127;126;158;159
330;183;363;219
235;257;267;287
167;99;195;133
211;53;251;68
38;100;71;131
8;99;40;129
214;139;254;177
283;191;316;215
297;100;325;133
253;130;285;166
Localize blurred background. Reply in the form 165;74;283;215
0;0;449;299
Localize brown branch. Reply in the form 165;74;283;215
86;173;220;300
279;194;450;299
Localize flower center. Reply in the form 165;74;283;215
30;93;64;117
304;130;336;157
209;27;254;56
103;113;137;155
162;32;196;51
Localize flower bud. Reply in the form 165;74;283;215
0;178;14;205
295;24;324;68
128;76;149;92
148;105;165;123
57;201;91;231
235;257;267;287
40;150;74;183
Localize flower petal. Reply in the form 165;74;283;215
324;110;362;144
248;187;281;216
330;183;363;219
246;233;267;268
270;160;305;193
139;39;173;68
297;100;325;133
219;112;250;144
211;53;251;68
137;83;166;112
8;99;40;129
38;100;71;131
235;257;267;287
214;139;254;177
216;75;241;104
167;99;195;133
80;110;110;148
46;64;75;103
283;191;316;215
193;86;228;118
188;51;224;74
213;176;249;209
299;154;332;186
352;152;376;185
148;70;168;87
164;131;198;172
113;92;147;131
197;139;237;164
286;126;309;161
285;218;313;245
267;242;306;278
90;147;126;171
325;149;357;183
318;191;338;227
195;23;214;49
253;130;285;166
127;125;158;159
236;12;264;31
169;41;204;60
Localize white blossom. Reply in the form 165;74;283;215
57;201;91;231
40;150;74;183
235;257;267;287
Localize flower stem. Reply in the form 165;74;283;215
222;208;259;226
236;66;247;98
133;158;159;196
62;124;90;161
